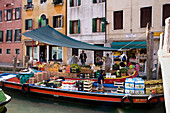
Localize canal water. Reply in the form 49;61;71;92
4;90;166;113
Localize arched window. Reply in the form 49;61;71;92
39;14;48;27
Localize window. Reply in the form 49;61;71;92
39;14;48;27
140;7;152;28
53;15;63;28
72;48;78;56
0;11;2;22
25;19;33;30
53;0;62;5
163;4;170;26
40;0;47;4
6;30;12;42
15;8;21;20
14;29;21;41
6;49;11;54
7;9;12;21
70;0;81;7
0;48;2;54
70;20;80;34
114;10;123;30
0;31;3;42
93;0;105;3
92;18;105;32
15;49;20;54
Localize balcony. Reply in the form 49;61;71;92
24;3;34;11
52;0;63;6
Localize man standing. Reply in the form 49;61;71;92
120;52;127;63
97;70;104;91
71;54;78;64
105;53;112;73
53;52;57;61
80;50;87;66
40;52;44;62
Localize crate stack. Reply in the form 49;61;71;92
78;80;84;91
114;82;124;93
83;80;93;92
125;78;135;94
85;74;90;79
134;78;145;94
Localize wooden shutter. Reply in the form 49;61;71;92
114;10;123;30
61;15;63;27
14;30;16;41
163;4;170;26
93;0;96;3
38;19;41;28
92;18;96;32
4;10;7;21
78;20;80;33
53;16;56;28
102;0;105;2
0;11;2;22
13;9;15;20
19;29;21;41
78;0;81;6
70;0;73;7
25;20;28;30
0;31;3;42
140;7;152;28
46;19;48;25
70;21;73;34
10;30;12;41
102;17;105;32
6;31;8;42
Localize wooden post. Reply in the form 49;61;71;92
146;23;151;80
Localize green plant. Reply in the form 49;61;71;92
71;63;81;72
120;68;128;73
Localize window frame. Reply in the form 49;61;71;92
113;10;123;30
14;29;21;42
53;15;63;28
0;31;3;42
7;9;12;21
15;49;20;54
6;30;12;42
0;48;2;54
93;0;105;3
140;6;152;28
25;19;33;30
40;0;47;4
162;4;170;26
92;18;105;32
70;0;81;7
15;8;21;20
6;49;11;54
0;10;2;22
70;20;80;34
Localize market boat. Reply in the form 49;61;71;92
0;72;164;108
0;89;11;113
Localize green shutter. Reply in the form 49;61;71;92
0;31;3;42
10;30;12;41
70;0;73;7
102;0;105;2
78;20;80;33
70;21;73;34
38;19;41;28
102;17;105;32
25;20;28;30
78;0;81;6
93;0;96;3
46;19;48;25
6;30;7;41
14;30;16;41
53;16;56;28
61;15;63;27
92;18;96;32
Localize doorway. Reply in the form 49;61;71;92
94;44;104;63
40;46;47;62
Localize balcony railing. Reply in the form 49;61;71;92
52;0;63;6
24;3;34;11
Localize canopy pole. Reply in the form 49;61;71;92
32;39;34;67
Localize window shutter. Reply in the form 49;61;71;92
61;15;63;27
70;0;73;7
46;19;48;25
19;29;21;41
6;31;7;42
13;9;15;20
102;17;105;32
4;10;7;21
93;0;96;3
78;19;80;33
10;30;12;41
78;0;81;6
102;0;105;2
25;20;28;30
14;30;16;41
53;16;56;28
70;21;73;34
38;19;41;28
0;11;2;22
92;18;96;32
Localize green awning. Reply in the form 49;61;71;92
23;25;116;51
111;41;146;50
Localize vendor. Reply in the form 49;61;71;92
97;70;104;90
71;54;78;64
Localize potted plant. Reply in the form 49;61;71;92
120;68;128;77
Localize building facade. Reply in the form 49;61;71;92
67;0;108;65
0;0;22;64
22;0;67;65
107;0;170;70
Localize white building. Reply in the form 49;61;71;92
67;0;108;65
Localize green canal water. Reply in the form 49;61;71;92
4;90;166;113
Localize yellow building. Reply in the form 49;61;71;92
22;0;67;65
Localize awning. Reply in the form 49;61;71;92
23;25;116;51
111;41;146;50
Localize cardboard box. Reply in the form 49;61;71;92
125;78;135;89
125;88;134;94
135;89;145;94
